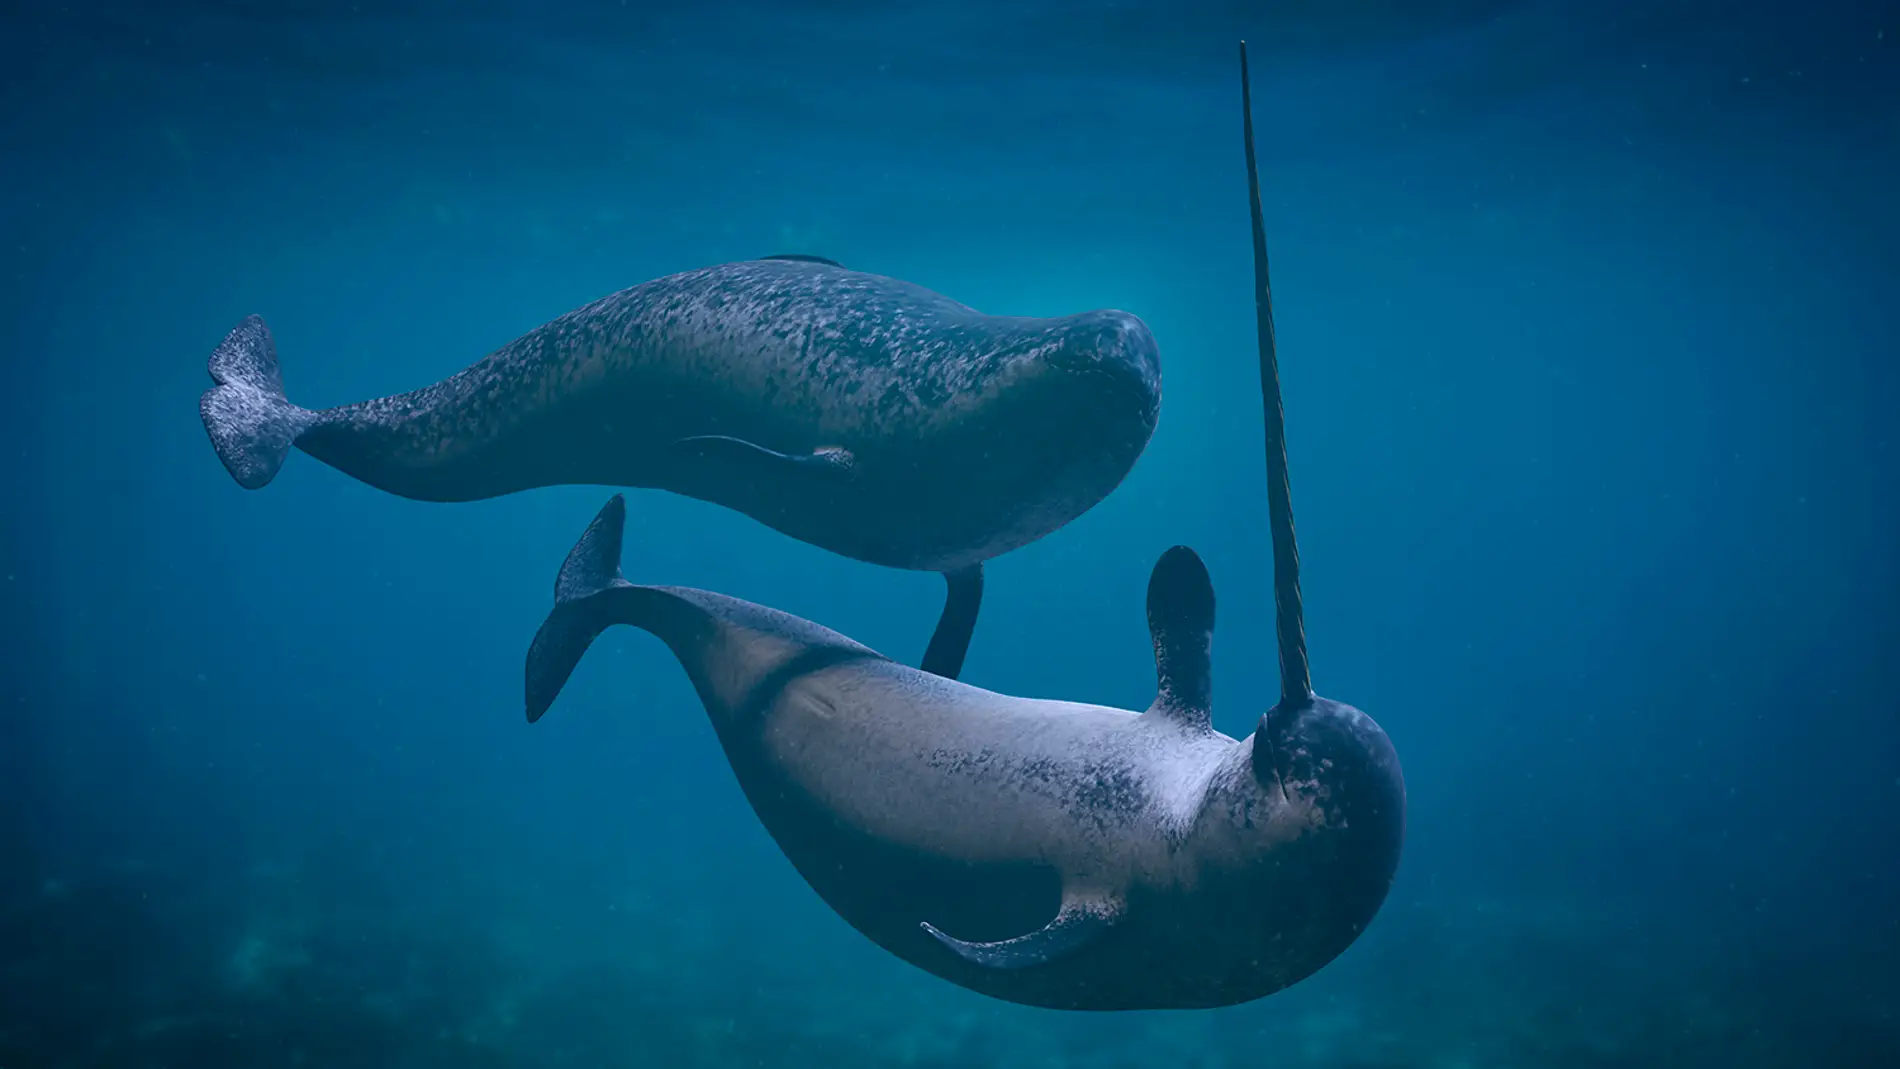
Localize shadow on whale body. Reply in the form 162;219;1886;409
517;41;1405;1010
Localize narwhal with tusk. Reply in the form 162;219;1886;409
199;250;1160;683
519;41;1404;1010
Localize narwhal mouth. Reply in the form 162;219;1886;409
1253;697;1406;828
1250;696;1307;803
1250;718;1287;803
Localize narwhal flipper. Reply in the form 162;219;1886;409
1143;545;1215;730
668;434;857;485
919;563;983;680
199;315;319;489
920;892;1122;970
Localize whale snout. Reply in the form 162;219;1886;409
1039;310;1162;432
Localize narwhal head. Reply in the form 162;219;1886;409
1218;693;1406;984
1145;544;1404;997
1157;689;1403;999
962;306;1160;443
1031;308;1163;440
924;308;1161;565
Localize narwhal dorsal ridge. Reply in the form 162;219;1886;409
1144;544;1216;731
757;253;845;268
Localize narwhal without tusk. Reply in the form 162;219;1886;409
199;252;1161;682
518;41;1404;1010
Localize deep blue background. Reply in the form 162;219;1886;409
4;1;1896;1065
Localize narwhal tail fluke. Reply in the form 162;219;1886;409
199;315;318;490
1239;40;1314;711
525;494;638;724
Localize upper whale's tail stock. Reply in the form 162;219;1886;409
199;315;317;490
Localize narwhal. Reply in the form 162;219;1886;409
519;42;1404;1010
200;253;1160;681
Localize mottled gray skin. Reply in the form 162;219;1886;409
529;496;1406;1011
200;257;1161;574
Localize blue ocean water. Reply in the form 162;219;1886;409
3;0;1896;1065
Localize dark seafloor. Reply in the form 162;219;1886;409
2;1;1896;1066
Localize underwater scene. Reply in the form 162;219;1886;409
3;1;1896;1066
